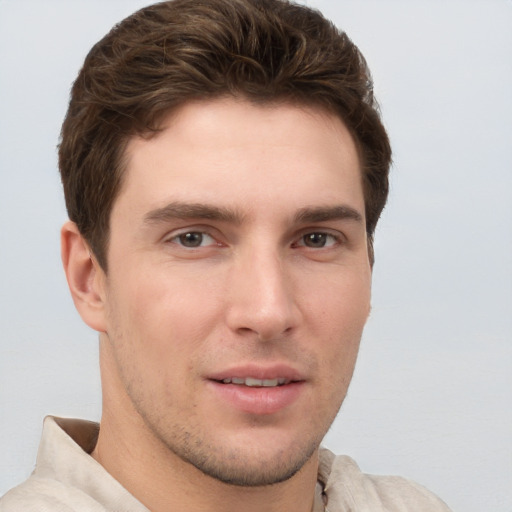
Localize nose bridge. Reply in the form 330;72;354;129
226;239;298;340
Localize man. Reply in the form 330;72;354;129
0;0;451;510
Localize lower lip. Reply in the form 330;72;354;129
207;381;305;415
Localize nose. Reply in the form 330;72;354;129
225;244;301;342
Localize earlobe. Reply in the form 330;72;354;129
61;221;107;332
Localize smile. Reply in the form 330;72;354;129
220;377;289;387
208;376;304;415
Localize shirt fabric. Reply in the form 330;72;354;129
0;416;451;511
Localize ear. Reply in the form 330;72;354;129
61;221;107;332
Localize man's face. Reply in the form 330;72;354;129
97;98;371;485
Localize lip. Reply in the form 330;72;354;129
206;364;306;415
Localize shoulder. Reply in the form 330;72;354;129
0;476;106;512
319;448;452;512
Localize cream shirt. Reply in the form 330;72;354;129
0;417;451;511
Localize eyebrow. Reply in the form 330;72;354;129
293;205;363;224
144;201;363;227
144;202;246;225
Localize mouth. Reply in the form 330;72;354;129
206;368;305;415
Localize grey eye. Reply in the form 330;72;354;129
178;232;204;247
303;233;328;248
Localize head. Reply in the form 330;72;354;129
59;0;390;271
59;0;391;493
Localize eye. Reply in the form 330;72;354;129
296;232;339;248
171;231;216;248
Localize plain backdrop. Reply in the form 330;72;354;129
0;1;511;511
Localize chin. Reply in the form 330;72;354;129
176;440;319;487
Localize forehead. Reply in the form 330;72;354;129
116;98;363;219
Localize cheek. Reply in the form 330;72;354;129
309;272;370;372
103;278;199;408
107;267;224;362
308;269;371;333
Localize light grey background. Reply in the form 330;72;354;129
1;1;511;511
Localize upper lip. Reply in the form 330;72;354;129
207;364;306;383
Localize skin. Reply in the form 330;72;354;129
62;97;372;512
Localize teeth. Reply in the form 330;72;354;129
221;377;288;387
247;377;277;387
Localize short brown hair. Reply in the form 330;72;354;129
59;0;391;269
